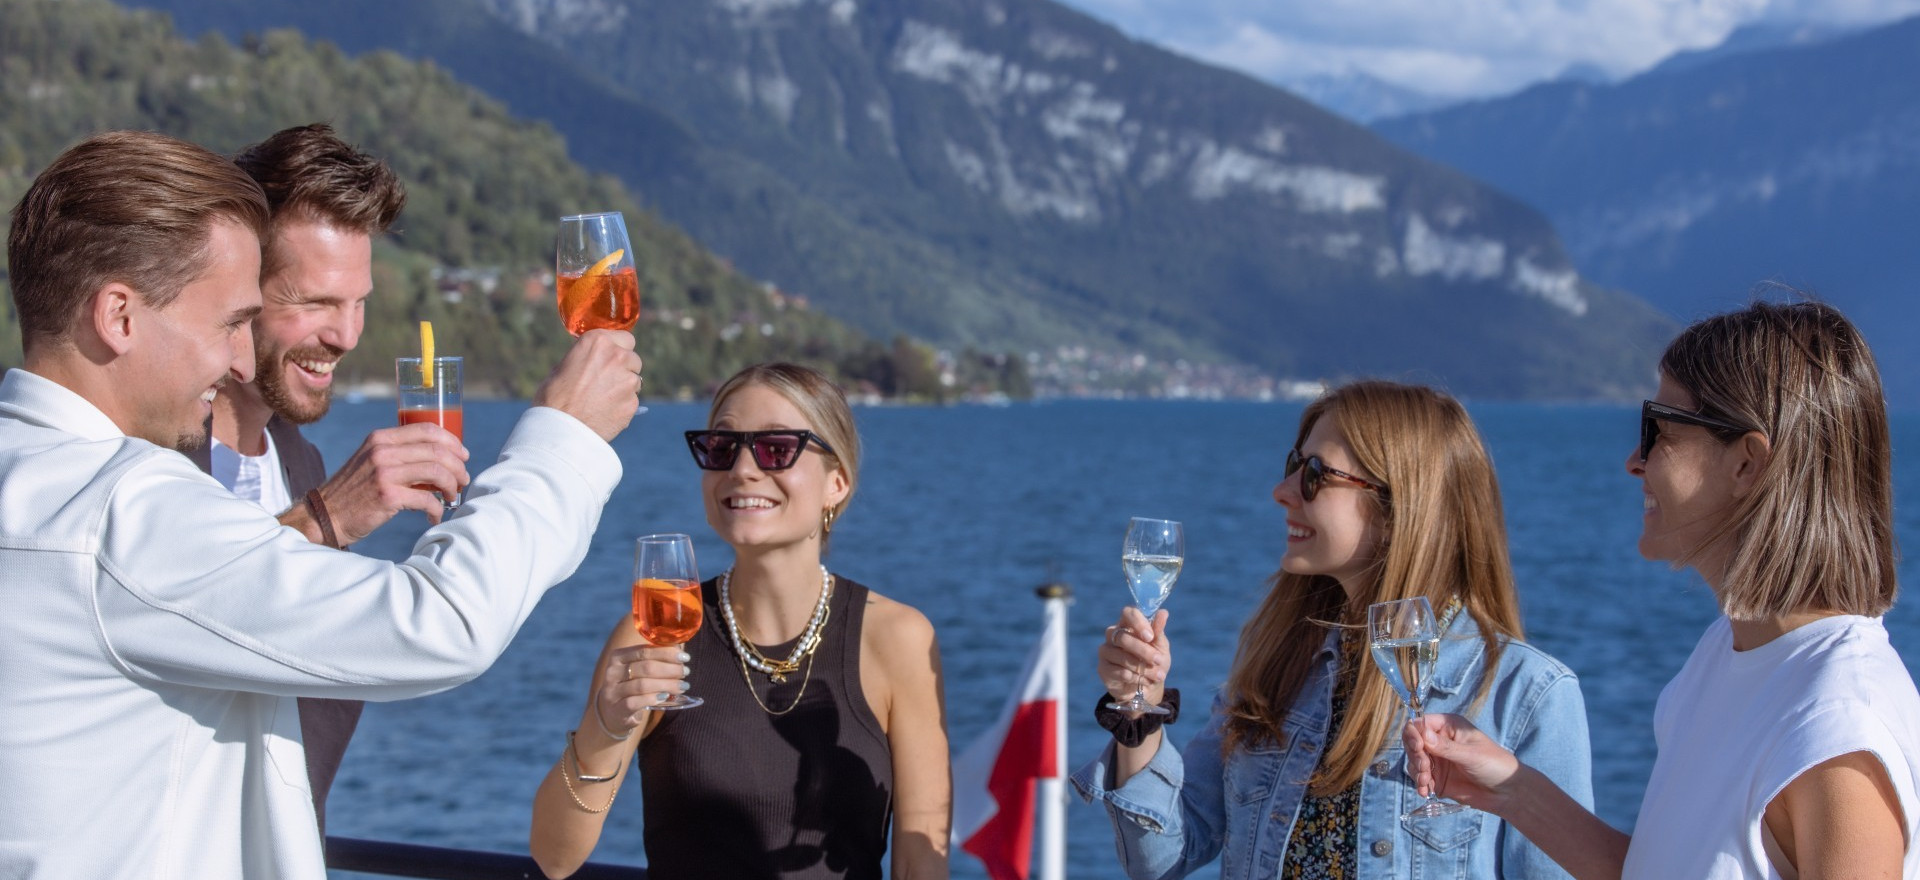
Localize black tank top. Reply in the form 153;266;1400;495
639;574;894;880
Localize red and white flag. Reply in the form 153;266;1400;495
952;597;1067;880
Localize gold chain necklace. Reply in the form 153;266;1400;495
720;568;834;713
731;641;817;716
719;566;833;682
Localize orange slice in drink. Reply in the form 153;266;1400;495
585;248;625;277
419;320;436;387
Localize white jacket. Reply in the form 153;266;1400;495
0;368;621;879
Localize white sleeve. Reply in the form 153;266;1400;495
92;406;621;701
1760;699;1920;833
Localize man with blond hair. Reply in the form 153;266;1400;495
0;130;642;878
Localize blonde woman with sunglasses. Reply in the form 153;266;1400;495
1075;380;1593;879
531;363;950;880
1405;300;1920;879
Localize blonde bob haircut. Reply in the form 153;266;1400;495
706;363;861;549
1222;381;1525;795
1659;298;1895;620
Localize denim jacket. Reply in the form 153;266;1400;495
1072;615;1592;880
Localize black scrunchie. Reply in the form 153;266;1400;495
1093;688;1181;748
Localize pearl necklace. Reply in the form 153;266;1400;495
719;565;833;684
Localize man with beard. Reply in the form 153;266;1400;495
188;124;456;828
0;130;640;879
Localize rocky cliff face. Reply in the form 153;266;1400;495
132;0;1675;397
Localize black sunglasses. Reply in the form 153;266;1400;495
1639;400;1751;463
1284;448;1387;502
685;429;837;472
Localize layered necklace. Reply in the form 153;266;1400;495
719;565;834;714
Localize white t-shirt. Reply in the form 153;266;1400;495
209;430;292;514
1624;614;1920;879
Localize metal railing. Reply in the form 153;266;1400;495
326;837;647;880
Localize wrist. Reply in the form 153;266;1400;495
590;690;633;742
1484;759;1546;818
303;489;341;549
1093;688;1180;748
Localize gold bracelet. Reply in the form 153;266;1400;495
561;730;621;814
567;730;621;782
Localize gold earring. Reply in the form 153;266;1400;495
822;507;838;535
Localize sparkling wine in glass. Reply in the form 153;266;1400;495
1108;517;1184;715
632;533;703;710
556;212;640;335
1368;595;1467;819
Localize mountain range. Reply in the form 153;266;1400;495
1282;71;1453;124
120;0;1674;400
1376;14;1920;404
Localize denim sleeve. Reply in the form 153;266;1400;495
1500;669;1595;880
1069;694;1232;880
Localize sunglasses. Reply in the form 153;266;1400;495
1639;400;1751;463
1284;448;1387;502
684;429;837;472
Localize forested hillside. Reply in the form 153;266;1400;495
0;0;1027;400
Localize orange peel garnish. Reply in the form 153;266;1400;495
584;248;625;277
419;321;435;387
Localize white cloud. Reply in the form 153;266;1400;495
1056;0;1920;99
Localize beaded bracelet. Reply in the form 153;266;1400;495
566;730;620;782
561;730;622;814
1092;688;1181;748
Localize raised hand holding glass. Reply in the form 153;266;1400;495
1108;516;1183;715
556;212;640;335
396;355;463;510
1368;595;1467;818
632;533;703;710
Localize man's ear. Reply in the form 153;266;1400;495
88;283;138;356
1729;430;1773;498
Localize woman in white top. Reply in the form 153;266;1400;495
1403;298;1920;879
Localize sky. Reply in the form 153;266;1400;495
1052;0;1920;101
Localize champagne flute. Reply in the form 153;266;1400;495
1368;596;1467;818
1107;516;1184;715
395;355;463;509
632;533;703;710
556;212;640;335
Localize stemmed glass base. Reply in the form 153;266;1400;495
1405;798;1469;819
642;638;701;711
1106;692;1170;715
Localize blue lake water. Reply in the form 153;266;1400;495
307;399;1920;878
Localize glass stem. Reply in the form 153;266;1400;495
1409;698;1440;805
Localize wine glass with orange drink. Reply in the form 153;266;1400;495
556;212;640;335
396;321;463;508
632;533;704;709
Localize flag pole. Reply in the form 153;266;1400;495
1034;582;1071;880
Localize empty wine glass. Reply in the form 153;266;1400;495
632;533;703;710
1107;516;1184;715
1368;595;1467;818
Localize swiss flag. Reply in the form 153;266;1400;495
952;602;1066;880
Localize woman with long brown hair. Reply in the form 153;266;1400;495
1074;380;1592;878
1404;299;1920;878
